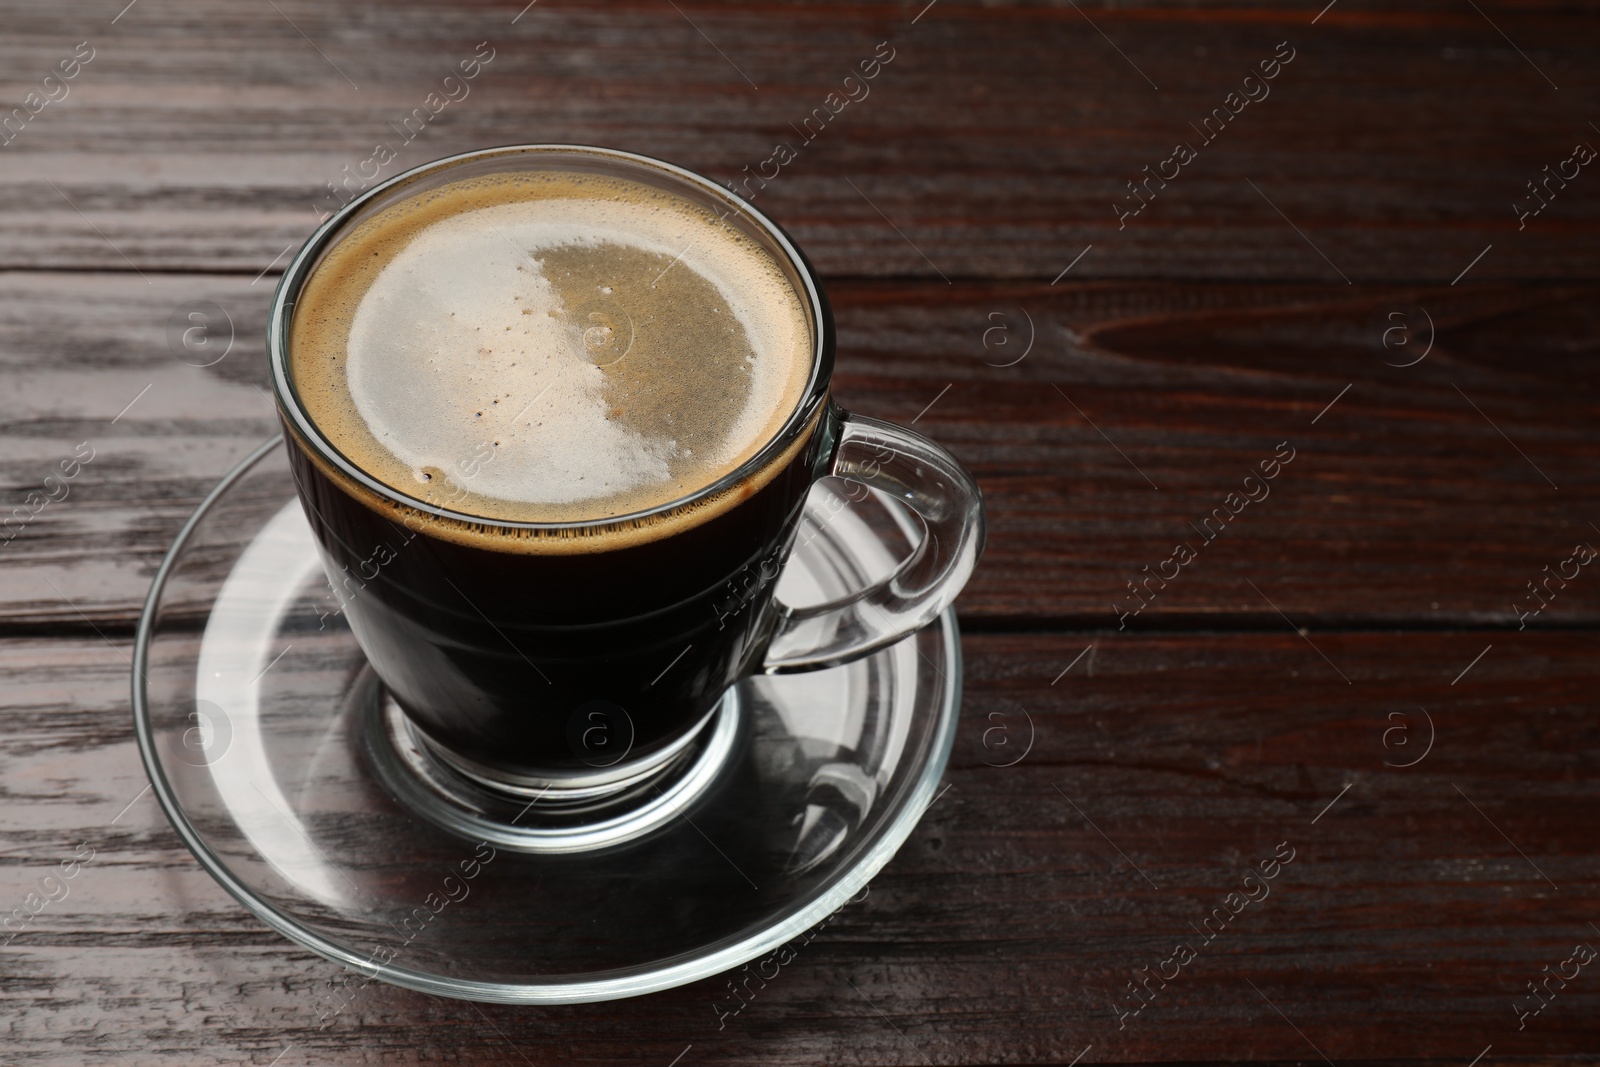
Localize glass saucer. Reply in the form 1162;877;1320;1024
132;436;961;1004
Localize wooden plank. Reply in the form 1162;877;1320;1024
3;272;1597;629
3;630;1597;1065
0;2;1594;279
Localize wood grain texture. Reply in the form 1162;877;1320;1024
0;1;1595;279
3;631;1597;1065
3;272;1596;629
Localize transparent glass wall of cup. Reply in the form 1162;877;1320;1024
268;145;984;800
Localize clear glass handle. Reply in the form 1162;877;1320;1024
762;412;986;673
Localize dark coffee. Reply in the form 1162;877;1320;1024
283;410;828;779
280;161;830;781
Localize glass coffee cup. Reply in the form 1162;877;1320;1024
268;144;984;808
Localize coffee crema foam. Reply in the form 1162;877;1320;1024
288;169;815;550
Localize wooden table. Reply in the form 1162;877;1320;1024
3;1;1597;1063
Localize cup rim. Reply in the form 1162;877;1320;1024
267;143;832;534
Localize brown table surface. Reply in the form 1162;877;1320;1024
3;1;1599;1064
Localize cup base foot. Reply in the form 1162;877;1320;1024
362;672;741;853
